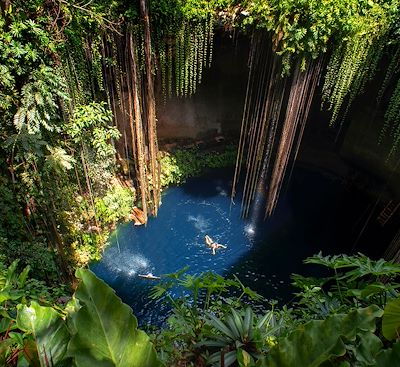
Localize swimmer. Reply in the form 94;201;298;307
138;272;161;280
204;235;227;255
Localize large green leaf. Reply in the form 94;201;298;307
16;301;70;366
347;331;382;365
265;306;383;367
375;341;400;366
67;269;162;367
382;297;400;341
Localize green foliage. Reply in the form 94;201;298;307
0;260;67;308
66;102;120;159
0;260;31;307
152;254;400;366
292;253;400;319
1;254;400;366
160;145;237;187
13;65;69;134
68;269;162;367
382;297;400;341
0;1;125;284
375;341;400;366
95;186;135;225
1;267;162;366
17;301;71;366
202;306;279;366
0;260;68;365
150;269;282;366
240;0;399;71
0;174;60;281
71;232;107;266
45;146;75;175
322;34;386;125
383;78;400;158
264;306;383;367
151;0;215;98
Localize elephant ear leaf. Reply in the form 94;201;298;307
382;297;400;341
68;268;162;367
265;306;383;367
375;341;400;366
17;301;70;366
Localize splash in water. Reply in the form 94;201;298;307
187;214;211;233
102;246;150;278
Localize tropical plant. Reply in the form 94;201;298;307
261;306;384;367
201;306;281;367
0;260;68;366
0;266;162;367
159;145;237;187
95;185;136;224
382;296;400;341
13;65;69;134
151;254;400;366
292;252;400;318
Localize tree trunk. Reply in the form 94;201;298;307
129;32;148;222
140;0;160;216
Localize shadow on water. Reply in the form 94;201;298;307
91;165;379;326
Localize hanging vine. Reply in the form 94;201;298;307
231;30;324;218
378;45;400;157
384;79;400;158
150;1;216;99
322;32;388;126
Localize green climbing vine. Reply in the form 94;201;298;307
321;3;395;125
385;80;400;158
235;0;400;158
322;33;386;126
150;1;216;98
379;45;400;158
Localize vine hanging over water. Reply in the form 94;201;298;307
322;32;387;126
385;79;400;158
231;31;323;218
150;0;216;99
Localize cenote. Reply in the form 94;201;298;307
4;1;400;365
91;164;378;325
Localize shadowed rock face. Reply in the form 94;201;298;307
156;31;249;140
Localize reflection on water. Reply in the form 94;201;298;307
91;166;374;325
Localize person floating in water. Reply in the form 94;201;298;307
205;235;227;255
138;272;161;280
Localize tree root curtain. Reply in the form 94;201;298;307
231;31;323;218
102;6;161;222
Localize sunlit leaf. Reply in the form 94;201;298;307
68;269;162;367
17;301;70;366
382;297;400;341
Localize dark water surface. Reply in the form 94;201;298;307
91;166;373;325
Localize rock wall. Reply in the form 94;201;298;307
156;31;249;140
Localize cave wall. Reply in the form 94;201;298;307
153;29;400;201
153;29;400;200
156;31;249;141
339;88;400;199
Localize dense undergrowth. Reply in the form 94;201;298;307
159;145;237;187
1;253;399;366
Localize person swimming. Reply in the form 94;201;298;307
204;235;227;255
138;272;161;280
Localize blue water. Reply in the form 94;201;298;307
91;166;374;325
